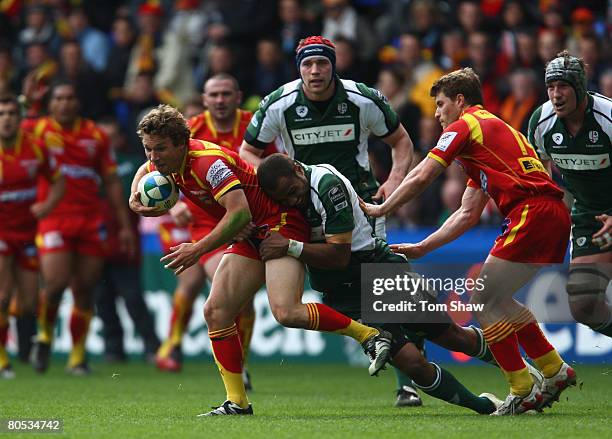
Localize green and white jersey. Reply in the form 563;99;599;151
245;78;400;200
303;163;375;252
528;92;612;211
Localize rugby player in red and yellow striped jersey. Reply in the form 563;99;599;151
0;94;64;378
130;105;393;416
28;81;136;375
361;68;576;415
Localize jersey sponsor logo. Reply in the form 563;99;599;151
61;164;99;180
550;153;610;170
552;133;563;145
296;105;309;118
576;236;587;247
328;184;348;211
206;159;234;189
291;124;355;145
588;130;599;144
0;187;37;202
337;102;347;114
518;157;546;174
435;131;458;152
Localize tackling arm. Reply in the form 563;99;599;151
239;141;265;168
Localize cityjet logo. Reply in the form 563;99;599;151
550;153;610;170
291;124;356;145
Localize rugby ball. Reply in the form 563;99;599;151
137;171;179;210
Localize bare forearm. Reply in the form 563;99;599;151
195;208;252;255
239;143;264;168
388;136;413;181
420;208;476;254
299;243;350;270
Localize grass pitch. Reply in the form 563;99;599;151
1;361;610;438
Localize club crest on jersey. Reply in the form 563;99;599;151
337;103;347;114
588;130;599;143
296;105;309;118
552;133;563;145
576;236;587;247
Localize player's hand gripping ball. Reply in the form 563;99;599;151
137;171;179;210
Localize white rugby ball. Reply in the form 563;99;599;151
137;171;179;210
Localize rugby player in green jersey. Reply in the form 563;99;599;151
255;153;520;415
528;51;612;337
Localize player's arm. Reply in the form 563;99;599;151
104;172;137;257
161;188;252;275
128;162;166;217
259;231;352;269
239;141;265;168
31;173;65;219
391;185;489;259
376;124;414;200
361;156;445;218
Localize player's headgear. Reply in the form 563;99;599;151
545;52;587;103
295;36;336;77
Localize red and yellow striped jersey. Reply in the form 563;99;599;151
428;105;563;216
29;117;116;216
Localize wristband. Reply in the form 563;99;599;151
287;239;304;258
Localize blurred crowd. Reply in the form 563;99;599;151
1;0;610;226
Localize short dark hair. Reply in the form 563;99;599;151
137;104;190;147
204;73;240;92
257;153;298;194
430;67;483;105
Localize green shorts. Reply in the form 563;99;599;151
571;206;612;258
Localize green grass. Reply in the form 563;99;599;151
1;361;610;438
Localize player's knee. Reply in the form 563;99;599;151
203;300;220;327
569;297;600;325
269;304;300;328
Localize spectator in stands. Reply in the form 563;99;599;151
252;38;291;98
18;5;60;57
599;69;612;98
57;40;109;120
456;0;485;36
499;68;540;134
537;28;564;64
578;35;608;92
321;0;378;63
278;0;320;68
105;16;136;100
334;36;373;85
66;7;110;73
397;32;443;117
0;45;19;95
438;28;467;72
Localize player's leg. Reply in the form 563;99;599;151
201;253;264;414
470;257;555;414
427;322;497;366
157;262;207;371
567;253;612;336
566;208;612;336
67;253;105;373
0;255;16;378
265;256;392;376
390;337;499;414
9;260;39;373
32;251;73;372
